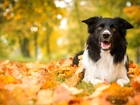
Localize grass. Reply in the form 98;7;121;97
76;81;95;95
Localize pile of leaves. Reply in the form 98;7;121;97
0;58;140;105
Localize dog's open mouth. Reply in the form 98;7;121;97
101;41;111;50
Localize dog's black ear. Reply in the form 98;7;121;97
114;17;134;29
82;16;102;26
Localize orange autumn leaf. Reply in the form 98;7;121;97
0;59;139;105
104;83;133;105
36;90;53;105
89;84;110;98
0;89;16;105
53;83;83;103
88;95;112;105
0;75;15;84
128;62;140;78
41;81;57;89
75;64;84;78
104;83;133;97
126;94;140;105
11;87;29;104
8;66;23;79
129;62;138;69
131;76;140;91
53;84;73;103
65;74;80;86
68;98;89;105
25;85;41;98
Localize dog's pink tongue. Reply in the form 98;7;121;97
101;42;111;50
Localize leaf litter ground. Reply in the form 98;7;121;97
0;59;140;105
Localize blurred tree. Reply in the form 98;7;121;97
0;0;66;59
124;3;140;63
66;0;93;55
0;0;139;63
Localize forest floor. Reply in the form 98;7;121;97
0;58;140;105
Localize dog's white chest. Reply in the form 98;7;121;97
82;50;128;85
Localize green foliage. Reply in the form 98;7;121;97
128;34;140;48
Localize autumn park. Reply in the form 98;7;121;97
0;0;140;105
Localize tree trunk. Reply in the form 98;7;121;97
46;25;52;56
136;46;140;64
74;0;85;49
34;32;38;58
46;33;50;55
19;37;30;57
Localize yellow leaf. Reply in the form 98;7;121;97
0;76;15;84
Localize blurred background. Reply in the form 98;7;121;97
0;0;140;64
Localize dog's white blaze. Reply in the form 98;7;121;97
82;48;130;86
103;30;111;34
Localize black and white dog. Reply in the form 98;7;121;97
73;16;133;86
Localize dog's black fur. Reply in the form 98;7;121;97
73;16;133;86
73;16;133;67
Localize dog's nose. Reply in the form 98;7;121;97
103;33;110;39
102;30;111;39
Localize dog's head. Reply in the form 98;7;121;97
82;16;133;51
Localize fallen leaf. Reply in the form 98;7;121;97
89;84;110;98
60;83;83;95
0;75;15;84
131;76;140;91
53;84;73;103
0;60;10;66
8;66;23;79
0;59;139;105
0;89;16;105
36;90;53;105
75;64;84;78
65;74;80;86
126;94;140;105
41;81;56;89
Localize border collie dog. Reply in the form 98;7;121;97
73;16;133;86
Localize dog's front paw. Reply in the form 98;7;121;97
117;79;130;87
117;80;124;87
90;79;103;85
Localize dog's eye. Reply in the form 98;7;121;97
112;27;116;31
98;26;103;30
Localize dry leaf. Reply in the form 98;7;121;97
131;76;140;91
36;90;53;105
53;84;73;103
0;59;139;105
8;66;23;79
89;84;110;98
60;83;83;95
0;75;15;84
65;74;80;86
